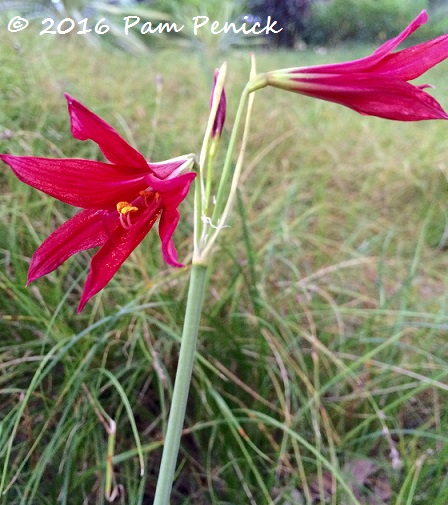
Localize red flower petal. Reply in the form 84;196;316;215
78;206;161;312
297;10;428;76
1;155;149;209
288;74;448;120
367;35;448;81
146;172;196;199
158;208;182;267
65;93;149;170
369;10;428;62
28;209;111;283
156;173;196;266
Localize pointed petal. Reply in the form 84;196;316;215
77;206;160;312
291;10;428;75
65;93;149;170
342;81;448;120
367;34;448;81
152;172;195;267
160;175;197;219
273;74;448;120
1;155;148;209
28;209;111;283
368;10;428;61
158;208;182;266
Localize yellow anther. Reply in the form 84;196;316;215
139;190;161;208
116;201;138;215
139;190;154;198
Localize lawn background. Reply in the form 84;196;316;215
0;12;448;505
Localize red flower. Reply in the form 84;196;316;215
266;10;448;121
1;94;196;312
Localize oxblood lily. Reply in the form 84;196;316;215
266;10;448;121
1;94;196;312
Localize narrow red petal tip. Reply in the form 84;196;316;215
77;291;91;313
64;93;77;109
26;271;37;285
419;10;428;23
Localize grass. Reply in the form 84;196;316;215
0;28;448;505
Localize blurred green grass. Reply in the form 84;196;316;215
0;30;448;504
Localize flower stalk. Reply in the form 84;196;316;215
155;56;263;504
152;263;207;505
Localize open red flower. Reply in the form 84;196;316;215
1;94;196;312
266;10;448;121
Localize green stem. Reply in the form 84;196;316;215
210;85;249;226
210;72;267;227
153;264;207;505
105;419;116;501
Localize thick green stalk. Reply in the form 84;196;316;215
153;264;207;505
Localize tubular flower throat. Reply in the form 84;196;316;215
1;94;196;312
266;10;448;121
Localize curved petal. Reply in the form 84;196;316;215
77;206;161;312
276;74;448;121
153;172;196;267
65;94;149;170
145;172;196;202
290;10;428;75
367;34;448;81
1;155;148;209
149;158;190;179
78;171;195;309
368;10;428;61
28;209;111;283
158;208;182;267
160;174;197;213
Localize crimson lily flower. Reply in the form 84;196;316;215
266;10;448;121
1;94;196;312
